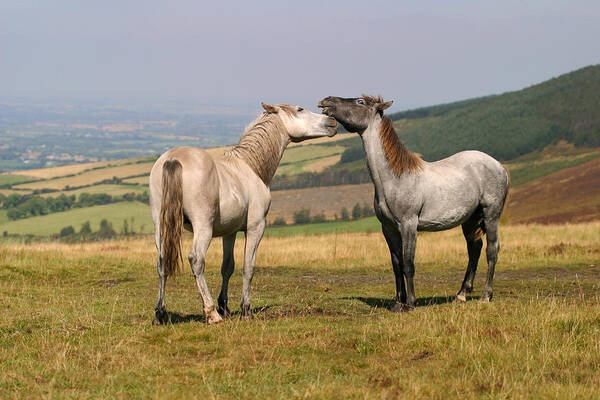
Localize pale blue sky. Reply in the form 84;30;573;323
1;0;599;112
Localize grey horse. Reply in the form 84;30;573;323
318;95;509;311
149;103;337;324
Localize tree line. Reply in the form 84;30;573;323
56;217;141;242
270;203;376;226
0;191;149;221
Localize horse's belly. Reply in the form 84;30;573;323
213;205;246;237
418;203;475;231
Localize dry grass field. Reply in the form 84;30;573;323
1;222;599;398
11;158;144;180
13;162;156;191
269;183;374;223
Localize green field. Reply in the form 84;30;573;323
0;210;8;225
0;202;153;236
1;223;599;398
39;184;148;198
276;144;346;175
0;174;32;187
265;217;381;237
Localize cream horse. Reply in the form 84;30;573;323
149;103;337;324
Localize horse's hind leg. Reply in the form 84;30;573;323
153;229;168;325
189;226;222;324
481;214;500;303
455;217;484;303
217;233;236;317
240;220;266;320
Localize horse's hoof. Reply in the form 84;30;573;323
153;310;168;325
454;294;467;303
240;312;254;321
479;296;492;303
390;302;414;313
207;311;223;325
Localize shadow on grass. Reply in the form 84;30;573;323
345;295;481;310
164;305;273;324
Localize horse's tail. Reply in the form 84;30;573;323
160;159;184;278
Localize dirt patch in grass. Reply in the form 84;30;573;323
93;277;136;287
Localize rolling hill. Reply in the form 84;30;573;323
388;64;600;161
505;157;600;224
1;65;599;237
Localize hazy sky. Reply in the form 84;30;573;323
1;0;599;112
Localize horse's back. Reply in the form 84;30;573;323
436;150;509;209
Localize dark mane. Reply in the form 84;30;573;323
379;117;423;175
362;94;384;105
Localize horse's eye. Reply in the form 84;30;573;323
297;107;304;112
357;99;365;105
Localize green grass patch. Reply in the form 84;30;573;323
0;223;599;398
39;184;148;198
0;202;152;236
0;174;34;186
0;210;8;225
265;217;381;237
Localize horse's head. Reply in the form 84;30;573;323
318;95;393;134
261;102;338;142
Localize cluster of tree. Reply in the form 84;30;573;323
0;191;149;221
271;203;376;226
58;220;117;242
58;217;141;242
271;166;371;191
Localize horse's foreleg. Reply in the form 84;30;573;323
400;220;418;310
240;221;266;320
382;225;406;312
189;229;222;324
481;217;499;302
217;233;237;317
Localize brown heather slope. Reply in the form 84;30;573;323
505;157;600;224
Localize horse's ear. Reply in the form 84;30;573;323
261;102;279;113
376;101;393;111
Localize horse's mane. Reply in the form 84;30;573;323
224;111;288;185
362;94;384;105
379;116;423;175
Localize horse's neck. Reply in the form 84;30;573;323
360;117;399;197
228;125;289;186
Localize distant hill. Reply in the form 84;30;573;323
505;157;600;224
388;65;600;161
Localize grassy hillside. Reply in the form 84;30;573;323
388;65;600;161
1;223;599;398
0;202;152;236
